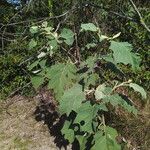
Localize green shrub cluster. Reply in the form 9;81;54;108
27;20;147;150
0;0;149;99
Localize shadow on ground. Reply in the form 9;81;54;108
34;105;69;149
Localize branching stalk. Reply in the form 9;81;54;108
112;80;132;92
129;0;150;33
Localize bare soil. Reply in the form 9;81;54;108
0;95;65;150
0;95;149;150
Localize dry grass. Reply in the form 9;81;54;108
0;95;58;150
0;94;149;150
113;95;150;150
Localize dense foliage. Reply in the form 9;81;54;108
28;21;147;149
0;0;149;99
0;0;149;149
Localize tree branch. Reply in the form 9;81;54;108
83;1;150;32
82;1;136;21
129;0;150;33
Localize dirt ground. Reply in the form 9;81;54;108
0;95;66;150
0;95;149;150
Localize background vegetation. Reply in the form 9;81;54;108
0;0;149;99
0;0;149;149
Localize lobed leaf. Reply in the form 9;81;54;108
95;84;112;100
74;102;98;133
60;28;74;45
91;127;121;150
47;62;77;99
76;135;87;150
81;23;98;32
31;75;44;89
129;83;147;99
28;39;37;50
95;85;137;115
61;121;75;143
59;84;85;116
109;41;141;71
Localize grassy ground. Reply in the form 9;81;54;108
0;95;149;150
0;95;59;150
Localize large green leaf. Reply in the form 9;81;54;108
28;39;37;50
59;84;85;116
121;100;138;115
84;56;97;70
104;94;122;107
101;54;116;65
95;84;112;100
76;135;88;150
74;102;98;133
30;26;38;34
85;73;99;87
95;103;108;112
92;131;108;150
81;23;98;32
105;126;121;150
31;75;44;89
80;72;99;88
91;127;121;150
47;63;77;100
80;56;99;87
105;94;137;115
61;120;75;143
60;28;74;45
109;41;141;70
129;83;147;99
48;39;58;51
28;60;39;71
95;85;137;114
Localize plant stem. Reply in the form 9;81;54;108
102;114;106;133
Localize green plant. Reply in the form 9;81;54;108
28;22;146;149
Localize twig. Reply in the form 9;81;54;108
82;2;136;21
0;9;68;49
7;82;31;98
19;45;46;66
61;46;78;62
129;0;150;33
0;36;16;42
83;1;150;32
54;3;78;33
1;5;28;52
112;80;132;92
109;11;134;21
54;23;61;33
0;10;70;28
74;29;81;63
